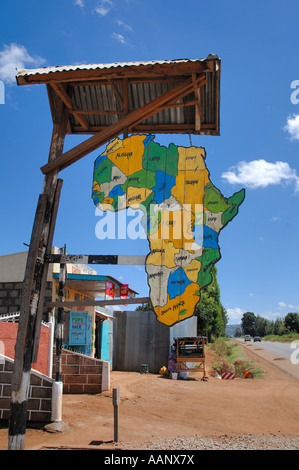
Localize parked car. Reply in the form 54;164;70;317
244;335;251;342
254;336;261;342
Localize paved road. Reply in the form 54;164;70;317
238;339;298;361
235;338;299;380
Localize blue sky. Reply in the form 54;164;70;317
1;0;299;324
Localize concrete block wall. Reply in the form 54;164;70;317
52;349;110;394
0;281;52;318
0;355;54;422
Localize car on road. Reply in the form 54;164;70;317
244;335;251;342
254;336;261;342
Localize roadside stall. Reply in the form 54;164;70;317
175;336;207;380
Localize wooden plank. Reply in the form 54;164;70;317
45;296;151;308
40;76;197;174
46;254;146;265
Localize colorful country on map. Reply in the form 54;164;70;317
92;134;245;326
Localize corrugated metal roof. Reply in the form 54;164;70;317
16;56;221;138
16;57;219;79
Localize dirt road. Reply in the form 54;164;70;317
0;342;298;450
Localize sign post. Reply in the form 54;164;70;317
113;387;120;443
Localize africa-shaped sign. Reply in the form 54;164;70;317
92;134;245;326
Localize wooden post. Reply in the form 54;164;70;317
8;102;68;450
55;245;66;382
113;387;120;443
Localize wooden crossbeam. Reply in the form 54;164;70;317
46;253;146;265
40;75;205;174
45;296;151;309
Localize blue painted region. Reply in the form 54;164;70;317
108;184;124;199
167;267;192;300
94;154;107;169
152;170;175;203
193;224;203;246
100;321;111;362
143;134;155;148
203;225;218;249
93;196;99;205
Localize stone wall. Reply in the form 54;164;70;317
0;355;54;422
52;349;109;394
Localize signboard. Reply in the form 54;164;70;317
68;311;91;352
92;135;245;327
105;280;115;300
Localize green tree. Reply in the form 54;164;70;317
234;327;243;338
255;315;269;337
135;302;153;311
241;312;256;336
195;267;225;340
284;312;299;333
274;317;286;335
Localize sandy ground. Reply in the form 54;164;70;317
0;341;298;450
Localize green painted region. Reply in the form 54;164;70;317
221;189;245;227
121;169;156;192
93;191;105;205
196;247;221;289
143;141;179;178
204;182;232;213
93;158;115;185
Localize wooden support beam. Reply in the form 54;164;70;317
32;178;63;363
51;83;90;131
55;245;66;382
8;102;68;451
192;73;203;131
45;296;151;309
40;75;203;174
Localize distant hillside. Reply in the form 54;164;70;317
226;324;242;337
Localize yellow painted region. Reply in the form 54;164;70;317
184;259;201;283
171;169;209;206
150;208;196;250
102;137;124;156
147;239;179;269
107;135;145;176
154;282;200;326
98;197;114;211
93;181;101;192
177;146;206;171
126;186;152;208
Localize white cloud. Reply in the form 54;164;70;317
112;32;127;44
94;0;114;16
284;114;299;140
0;43;45;85
74;0;85;7
278;301;287;308
226;307;245;323
116;19;134;32
222;159;299;192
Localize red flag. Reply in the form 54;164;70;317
120;284;129;306
105;280;115;300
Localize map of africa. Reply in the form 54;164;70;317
92;134;245;326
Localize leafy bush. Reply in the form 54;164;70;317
211;337;264;378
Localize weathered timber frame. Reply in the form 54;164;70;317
9;57;221;449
